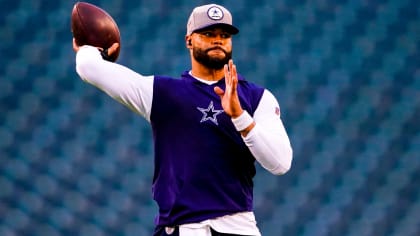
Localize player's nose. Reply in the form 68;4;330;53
212;37;223;45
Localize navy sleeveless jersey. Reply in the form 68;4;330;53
150;71;265;226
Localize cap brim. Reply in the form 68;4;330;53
193;23;239;35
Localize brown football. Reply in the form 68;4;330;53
71;2;120;62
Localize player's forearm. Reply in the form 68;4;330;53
75;46;154;120
243;122;293;175
239;121;255;137
241;90;293;175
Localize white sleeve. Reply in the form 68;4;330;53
243;90;293;175
75;45;154;122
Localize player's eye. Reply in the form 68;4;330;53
202;32;213;37
221;33;231;38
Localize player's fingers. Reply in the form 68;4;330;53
231;64;237;80
228;60;238;79
224;64;231;84
214;86;225;97
108;43;120;55
72;38;79;52
231;66;238;90
229;60;238;91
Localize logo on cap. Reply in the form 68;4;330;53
207;6;224;20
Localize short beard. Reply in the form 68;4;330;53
193;46;232;70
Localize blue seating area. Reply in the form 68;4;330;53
1;0;419;235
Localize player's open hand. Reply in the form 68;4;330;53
214;59;244;118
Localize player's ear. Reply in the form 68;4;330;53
186;35;192;48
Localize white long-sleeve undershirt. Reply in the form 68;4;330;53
76;45;292;175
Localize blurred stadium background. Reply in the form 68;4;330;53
1;0;419;235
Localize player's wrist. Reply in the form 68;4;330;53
231;111;254;131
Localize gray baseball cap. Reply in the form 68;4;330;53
186;4;239;35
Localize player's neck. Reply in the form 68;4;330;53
190;62;224;81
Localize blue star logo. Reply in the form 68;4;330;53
197;101;224;125
207;6;224;20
